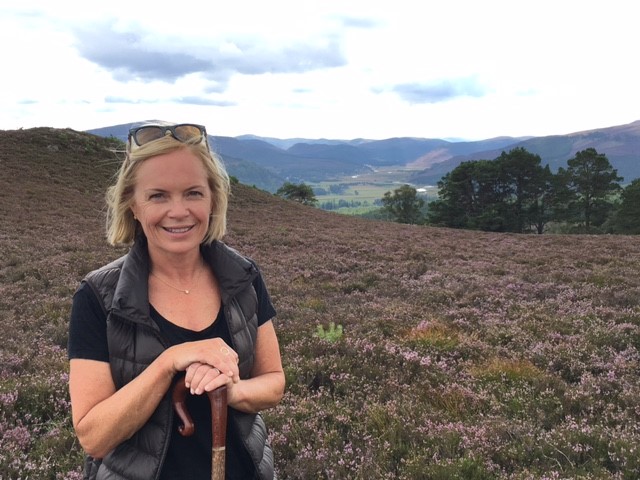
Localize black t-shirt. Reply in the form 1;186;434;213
68;272;276;480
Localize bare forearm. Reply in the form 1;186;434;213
74;353;174;458
228;372;285;413
72;338;241;458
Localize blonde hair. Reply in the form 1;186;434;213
106;135;230;246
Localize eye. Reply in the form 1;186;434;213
148;192;165;200
187;190;205;198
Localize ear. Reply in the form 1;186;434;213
131;207;138;220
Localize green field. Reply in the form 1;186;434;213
310;166;438;214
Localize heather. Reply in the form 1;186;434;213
1;128;639;479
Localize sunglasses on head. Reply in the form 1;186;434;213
128;123;208;149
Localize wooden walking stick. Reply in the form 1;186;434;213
173;381;228;480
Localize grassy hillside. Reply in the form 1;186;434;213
1;128;640;479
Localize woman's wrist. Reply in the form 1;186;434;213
157;346;179;378
226;378;248;410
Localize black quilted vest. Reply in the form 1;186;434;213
80;238;274;480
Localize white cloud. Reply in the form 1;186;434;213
1;0;639;139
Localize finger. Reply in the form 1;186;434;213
220;344;240;364
203;371;229;392
184;362;205;388
230;364;240;383
217;358;239;383
218;345;240;381
188;363;215;394
193;367;222;395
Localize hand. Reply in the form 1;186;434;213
184;362;230;395
167;338;240;384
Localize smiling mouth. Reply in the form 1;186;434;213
163;226;193;234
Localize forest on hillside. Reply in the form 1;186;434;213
332;146;638;235
426;147;635;234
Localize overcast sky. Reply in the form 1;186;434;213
1;1;638;141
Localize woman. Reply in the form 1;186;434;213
68;121;285;479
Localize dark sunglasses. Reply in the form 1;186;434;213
128;123;208;149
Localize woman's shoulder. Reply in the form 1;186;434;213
209;241;255;266
79;254;128;314
203;242;259;282
84;255;127;283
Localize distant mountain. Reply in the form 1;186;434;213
218;154;284;192
235;134;367;149
356;137;529;169
210;136;369;183
87;121;640;191
410;121;640;186
87;123;130;143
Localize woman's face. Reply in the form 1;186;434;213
131;148;212;258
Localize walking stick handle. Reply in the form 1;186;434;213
172;381;195;436
172;381;228;480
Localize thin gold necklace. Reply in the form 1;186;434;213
150;266;203;295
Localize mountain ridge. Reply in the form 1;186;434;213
81;119;640;190
409;120;640;185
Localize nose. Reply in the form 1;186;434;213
168;198;190;217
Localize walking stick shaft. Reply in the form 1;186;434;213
172;381;228;480
209;386;227;480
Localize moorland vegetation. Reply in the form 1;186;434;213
1;128;639;479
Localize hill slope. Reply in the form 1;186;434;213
411;120;640;184
1;128;640;478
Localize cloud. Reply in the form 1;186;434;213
104;95;234;107
73;23;213;82
338;16;381;29
230;39;346;75
104;96;160;104
72;20;347;86
391;77;488;104
172;96;236;107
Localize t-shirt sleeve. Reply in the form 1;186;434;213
67;282;110;362
252;269;276;326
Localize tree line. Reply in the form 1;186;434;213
428;147;623;233
386;147;639;234
274;147;640;234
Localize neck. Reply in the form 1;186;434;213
149;257;207;295
148;247;203;278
